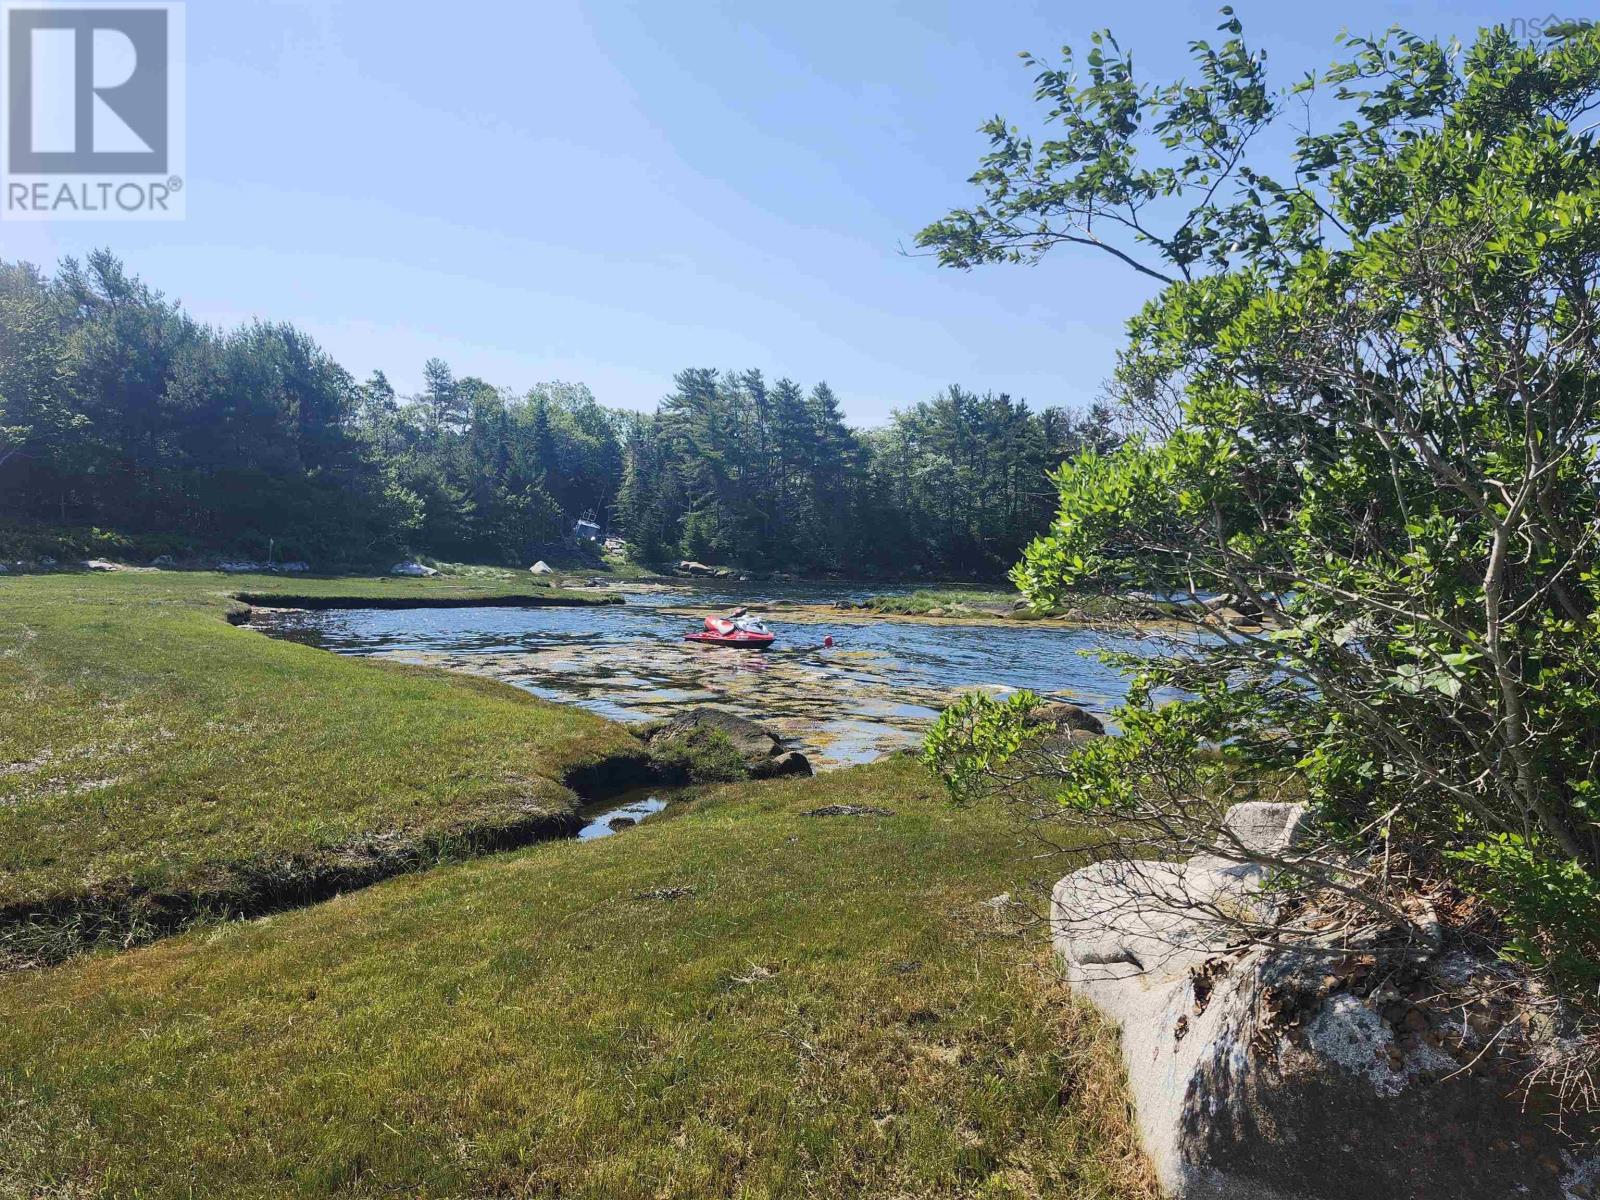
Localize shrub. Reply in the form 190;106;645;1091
919;15;1600;990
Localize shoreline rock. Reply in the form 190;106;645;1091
1027;701;1106;737
750;750;812;779
1052;802;1597;1199
641;707;814;782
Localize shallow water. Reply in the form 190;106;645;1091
577;792;667;840
254;583;1156;769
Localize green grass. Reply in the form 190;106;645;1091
0;571;646;962
856;589;1109;621
423;555;662;584
0;518;660;576
223;570;622;606
0;567;1156;1197
863;588;1020;615
0;756;1155;1200
645;725;751;783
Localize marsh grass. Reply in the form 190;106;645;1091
0;571;645;962
0;569;1158;1199
860;588;1015;614
861;590;1120;622
0;757;1156;1200
646;726;751;784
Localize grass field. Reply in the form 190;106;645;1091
0;570;645;964
0;756;1154;1200
0;568;1155;1198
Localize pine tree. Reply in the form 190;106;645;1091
421;358;465;434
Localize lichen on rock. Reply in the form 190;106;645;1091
1050;801;1598;1199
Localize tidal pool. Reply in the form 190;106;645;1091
577;792;667;840
254;584;1158;769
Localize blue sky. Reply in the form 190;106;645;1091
5;0;1539;423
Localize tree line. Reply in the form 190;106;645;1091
0;252;1114;574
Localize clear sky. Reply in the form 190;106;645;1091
4;0;1540;423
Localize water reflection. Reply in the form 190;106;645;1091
577;793;667;840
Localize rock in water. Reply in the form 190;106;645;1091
651;708;781;761
749;750;812;779
1051;802;1597;1199
643;707;813;782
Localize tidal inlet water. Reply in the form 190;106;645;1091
254;583;1145;769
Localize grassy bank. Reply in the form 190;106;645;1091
860;589;1019;616
0;756;1154;1199
233;588;623;610
417;555;661;584
855;589;1121;623
0;519;659;582
0;571;644;965
220;570;625;606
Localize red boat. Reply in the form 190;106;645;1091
685;611;776;649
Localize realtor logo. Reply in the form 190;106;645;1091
2;2;185;219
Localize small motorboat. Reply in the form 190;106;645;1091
685;609;776;649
